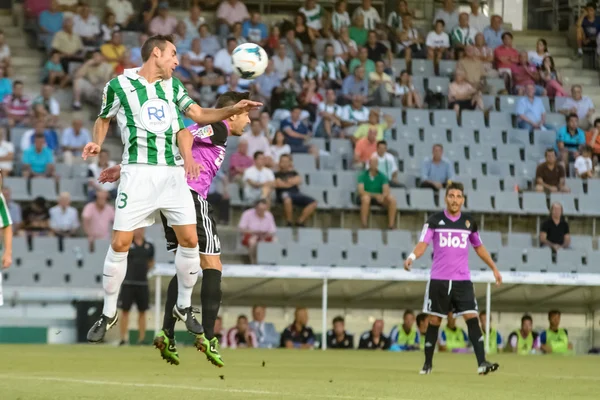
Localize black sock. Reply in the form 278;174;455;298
201;269;222;340
424;323;440;366
161;275;178;338
466;317;486;365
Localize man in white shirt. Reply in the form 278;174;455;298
272;43;294;80
469;0;490;33
427;20;451;62
242;119;274;167
213;37;237;75
368;141;402;187
299;0;323;32
559;85;596;130
340;95;370;136
243;151;275;205
433;0;459;34
184;5;205;37
574;145;594;179
451;12;477;54
106;0;135;28
73;2;101;47
49;192;80;237
353;0;381;31
315;88;343;137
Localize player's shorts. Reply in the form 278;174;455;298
161;190;221;255
118;284;150;312
113;164;196;232
423;279;478;318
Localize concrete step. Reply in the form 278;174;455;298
560;68;599;78
512;35;568;48
11;56;44;67
561;75;598;86
6;37;29;48
553;56;585;69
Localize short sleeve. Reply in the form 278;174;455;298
418;222;434;244
540;219;551;234
0;193;13;228
357;171;366;185
173;78;196;113
98;80;121;119
81;204;91;220
380;173;389;185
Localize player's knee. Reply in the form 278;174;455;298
177;236;198;248
111;236;131;252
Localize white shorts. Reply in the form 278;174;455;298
113;164;196;232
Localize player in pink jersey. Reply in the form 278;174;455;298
403;181;503;376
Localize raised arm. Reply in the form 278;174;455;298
185;101;262;125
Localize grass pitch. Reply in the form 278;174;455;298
0;345;598;400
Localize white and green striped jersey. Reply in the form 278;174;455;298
450;26;477;46
99;68;196;166
0;193;12;229
300;5;323;30
332;11;350;33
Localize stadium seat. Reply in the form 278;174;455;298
276;227;294;245
479;231;503;250
297;228;324;245
326;228;353;246
390;188;409;209
523;248;553;271
411;76;426;94
549;193;578;216
502;176;528;191
582;253;600;274
497;247;525;271
466;191;493;213
515;161;539;178
3;177;30;201
457;160;483;176
488;111;513;129
282;245;314;266
477;128;504;145
394;124;417;142
554;96;568;113
411;59;435;76
507;128;530;145
372;246;401;268
568;235;594;251
427;77;450;95
310;137;326;152
586;179;600;196
532;129;556;147
30;178;57;201
329;138;354;160
433;110;458;128
522;192;548;214
324;188;354;209
357;229;384;249
335;171;358;189
386;229;413;247
460;110;486;130
578;195;600;217
300;186;325;205
493;192;523;214
337;246;372;268
406;109;431;127
438;60;456;77
451;128;475;144
32;237;59;255
413;246;432;270
506;232;533;247
55;163;72;179
313;244;339;267
539;97;551;112
496;145;523;162
481;95;497;111
72;163;90;179
545;113;566;130
407;189;436;211
257;242;283;265
565;178;584;194
486;161;512;177
499;96;523;114
469;145;493;161
392;58;407;75
469;247;488;271
59;178;87;202
474;176;500;192
292;154;317;172
550;251;582;273
227;183;243;206
422;127;449;144
486;78;506;94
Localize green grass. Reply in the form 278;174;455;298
0;345;598;400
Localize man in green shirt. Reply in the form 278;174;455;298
438;313;468;352
540;310;573;354
507;314;539;355
479;311;503;354
349;47;376;75
357;157;397;229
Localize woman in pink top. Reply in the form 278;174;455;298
238;199;277;264
539;56;568;98
510;51;546;96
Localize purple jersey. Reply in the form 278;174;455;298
187;121;230;198
418;210;482;281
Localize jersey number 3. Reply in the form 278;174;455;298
117;192;128;209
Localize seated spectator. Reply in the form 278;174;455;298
354;0;382;32
396;15;424;64
260;112;277;140
280;107;318;156
238;199;276;264
451;12;477;57
389;310;419;351
433;0;458;34
100;31;126;70
21;120;59;152
299;79;324;118
334;26;358;62
559;85;595;130
0;126;14;176
357;158;397;229
88;149;118;200
22;134;55;178
426;20;450;69
527;38;548;68
511;51;545;96
114;48;137;76
174;21;192;54
149;2;177;36
479;311;504;354
299;0;323;36
198;24;222;58
586;117;600;158
350;47;376;76
183;4;205;36
213;316;227;347
51;17;84;72
82;190;114;242
535;149;569;193
457;45;485;89
227;315;257;349
483;15;504;50
326;316;354;349
420;144;453;190
216;0;249;39
254;60;281;104
353;108;393;143
243;151;275;204
370;61;394;106
516;83;548;131
281;29;304;65
0;67;11;100
394;70;422;108
320;44;347;89
540;310;572;354
0;31;11;77
186;38;205;74
206;170;230;225
342;66;369;103
243;119;273;166
468;0;489;32
274;154;317;227
269;131;291;165
197;56;225;107
370;140;402;187
272;43;294;81
439;313;468;352
540;202;571;251
539;56;567;98
448;69;483;118
265;25;281;54
314;89;343;138
3;80;30;127
416;313;429;350
507;314;539;354
556;113;586;167
349;14;368;47
31;84;60;127
242;11;267;45
73;2;100;47
358;319;390;350
354;127;378;164
229;139;253;183
340;95;370;136
494;32;519;86
61;118;91;164
39;0;64;50
138;0;158;31
299;55;324;84
103;8;126;37
2;187;22;233
386;0;410;34
49;192;79;237
280;307;315;349
332;0;351;34
214;38;237;76
365;30;391;65
249;305;280;349
472;33;497;79
174;53;201;90
575;145;595;179
43;50;68;87
576;2;600;57
23;196;50;235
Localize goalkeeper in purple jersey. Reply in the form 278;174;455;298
99;92;250;367
403;181;503;376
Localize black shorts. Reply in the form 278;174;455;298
423;279;478;318
118;284;149;312
161;190;221;255
355;196;384;206
278;192;315;207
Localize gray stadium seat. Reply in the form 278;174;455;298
408;189;436;211
540;97;551;113
506;232;533;247
578;195;599;217
227;183;243;206
257;242;283;265
329;138;353;159
32;237;59;255
488;111;513;129
414;247;432;270
507;128;530;145
427;77;450;95
568;235;593;251
469;247;488;271
550;251;582;273
523;248;553;271
326;228;353;246
549;193;578;216
357;229;384;249
474;176;500;192
515;161;539;178
502;176;528;191
479;231;503;250
390;188;409;209
55;163;72;179
433;110;458;128
411;59;435;76
297;228;324;245
310;137;326;152
496;145;523;162
522;192;548;214
394;124;416;142
486;78;506;94
466;191;493;213
282;245;314;266
582;252;600;274
3;177;30;201
392;59;407;75
554;96;568;113
423;127;448;144
313;244;339;267
545;113;566;130
372;247;401;268
565;178;584;194
292;154;317;172
587;179;600;196
72;164;90;179
406;109;431;127
30;178;57;201
301;185;325;205
451;128;475;144
438;60;457;77
335;171;358;189
59;178;87;202
386;229;413;246
276;227;294;245
497;247;525;271
482;95;497;111
470;145;493;161
525;145;545;162
532;129;556;147
337;246;372;267
486;161;511;177
478;128;504;145
411;76;426;94
499;96;523;114
494;192;523;214
457;160;483;176
324;188;354;209
461;111;486;129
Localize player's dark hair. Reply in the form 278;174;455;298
253;151;264;160
435;19;445;27
446;181;464;194
333;316;345;325
403;309;414;318
215;91;250;109
521;314;533;325
141;34;175;62
377;140;387;147
416;313;428;326
548;309;561;320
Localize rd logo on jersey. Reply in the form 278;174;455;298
140;99;172;134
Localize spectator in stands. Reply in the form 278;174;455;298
433;0;458;34
439;313;468;352
106;0;135;30
281;107;318;156
299;0;323;36
386;0;411;35
494;32;519;87
349;13;368;47
389;310;419;351
539;56;568;99
365;30;391;66
227;315;258;349
242;119;273;166
42;50;68;87
540;202;571;251
39;0;64;50
103;12;121;45
479;311;503;354
61;118;90;163
260;112;277;140
0;126;14;176
51;17;84;72
88;149;118;200
299;55;324;83
275;154;317;227
174;21;192;54
243;151;275;204
281;307;315;349
357;157;397;229
100;31;126;71
370;140;402;187
332;0;351;34
350;46;376;76
426;20;450;69
468;0;489;33
576;3;600;58
342;66;369;103
21;120;59;152
198;56;225;106
198;24;222;59
186;38;205;74
483;15;504;50
451;12;477;57
527;38;548;68
149;2;177;36
230;22;246;47
2;187;22;233
73;2;100;47
448;69;483;117
82;190;114;242
395;15;424;64
281;29;304;65
253;61;280;105
229;138;253;184
183;4;205;36
272;43;293;81
420;144;453;191
0;31;12;77
540;310;573;354
334;26;358;62
4;81;31;127
31;84;60;127
22;134;55;178
238;199;276;264
139;0;158;31
359;319;390;350
314;89;343;138
326;316;354;349
340;95;370;136
250;305;280;349
511;51;545;96
270;131;292;165
353;0;381;32
242;11;268;46
23;196;50;235
556;113;586;167
394;70;422;108
213;316;227;347
586;117;600;159
559;85;596;130
206;170;230;224
516;83;548;131
174;54;201;92
574;145;595;179
370;61;394;106
216;0;249;40
508;314;539;354
0;67;11;100
213;37;236;75
72;51;113;110
265;25;281;54
353;108;393;142
535;149;569;193
49;192;79;237
354;127;378;164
